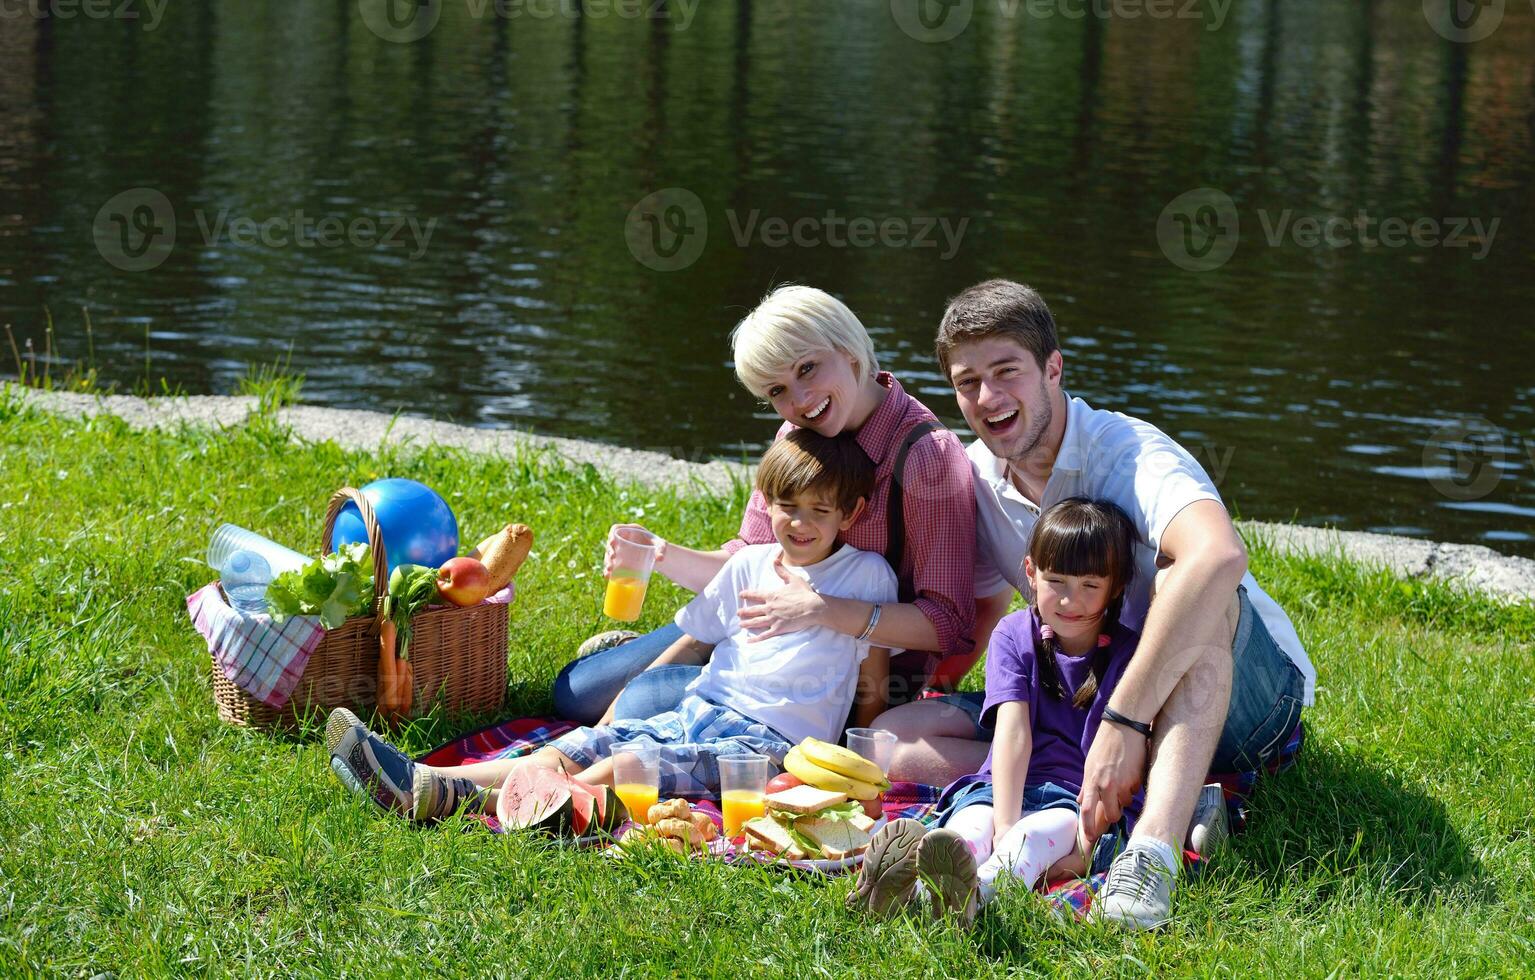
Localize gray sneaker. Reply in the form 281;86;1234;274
916;828;980;926
1186;782;1229;868
575;630;640;659
326;707;416;816
847;818;926;917
1093;845;1175;930
410;765;487;824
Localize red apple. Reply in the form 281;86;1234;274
766;773;803;794
436;557;492;607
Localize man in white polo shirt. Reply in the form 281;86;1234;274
877;280;1314;930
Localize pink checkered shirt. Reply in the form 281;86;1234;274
723;372;977;659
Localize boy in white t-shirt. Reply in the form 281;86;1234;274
327;429;898;821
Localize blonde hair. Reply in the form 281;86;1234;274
731;285;880;398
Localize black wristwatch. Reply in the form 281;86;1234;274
1102;707;1153;739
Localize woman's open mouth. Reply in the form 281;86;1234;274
803;397;831;423
983;408;1018;434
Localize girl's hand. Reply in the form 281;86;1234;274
604;524;666;578
736;554;826;642
992;820;1017;857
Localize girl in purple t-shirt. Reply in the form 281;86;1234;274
849;498;1143;922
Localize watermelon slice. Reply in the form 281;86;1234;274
494;766;627;837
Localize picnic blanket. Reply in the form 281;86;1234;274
419;716;1305;919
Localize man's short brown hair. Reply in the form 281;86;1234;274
755;429;875;515
935;279;1060;377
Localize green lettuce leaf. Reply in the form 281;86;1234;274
266;542;376;629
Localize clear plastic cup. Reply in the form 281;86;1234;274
719;754;769;837
207;523;310;577
844;728;898;777
603;528;659;622
611;740;662;824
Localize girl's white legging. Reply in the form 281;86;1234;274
944;803;1078;901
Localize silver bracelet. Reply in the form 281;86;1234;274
857;603;882;642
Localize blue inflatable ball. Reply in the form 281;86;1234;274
330;478;458;574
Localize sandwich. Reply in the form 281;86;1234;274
742;785;877;861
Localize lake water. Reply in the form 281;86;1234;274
2;0;1533;554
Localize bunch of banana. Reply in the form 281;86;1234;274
784;738;891;801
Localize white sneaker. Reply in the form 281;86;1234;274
1187;782;1229;865
1093;845;1175;930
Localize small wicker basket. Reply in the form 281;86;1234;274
210;487;508;730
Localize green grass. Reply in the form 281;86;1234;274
1;385;1532;976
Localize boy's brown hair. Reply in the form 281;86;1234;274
755;429;875;515
935;279;1060;377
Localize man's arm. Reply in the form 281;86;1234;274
1078;499;1247;839
595;632;716;727
1109;499;1247;722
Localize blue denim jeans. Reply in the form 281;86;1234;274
1209;585;1306;772
551;624;703;725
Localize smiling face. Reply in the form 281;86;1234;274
1024;555;1114;652
768;489;864;566
947;336;1063;462
762;349;864;437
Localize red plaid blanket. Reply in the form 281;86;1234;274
418;716;1305;919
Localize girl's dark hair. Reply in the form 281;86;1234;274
1027;497;1139;709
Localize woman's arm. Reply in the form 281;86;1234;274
988;700;1032;849
595;631;716;727
851;647;891;729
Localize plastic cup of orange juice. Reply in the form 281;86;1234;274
719;754;769;837
612;740;661;824
603;528;659;622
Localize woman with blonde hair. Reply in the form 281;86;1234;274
554;285;982;731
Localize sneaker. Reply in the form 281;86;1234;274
410;765;487;824
575;630;640;660
916;828;980;926
1093;844;1176;930
1186;782;1229;865
846;818;926;917
327;707;416;816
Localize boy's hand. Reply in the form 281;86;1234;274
604;524;666;577
737;555;825;642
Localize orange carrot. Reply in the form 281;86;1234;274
378;619;401;721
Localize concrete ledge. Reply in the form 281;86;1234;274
11;386;1533;603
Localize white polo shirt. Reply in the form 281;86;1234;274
973;393;1316;704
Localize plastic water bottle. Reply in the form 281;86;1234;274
206;524;310;577
222;550;273;615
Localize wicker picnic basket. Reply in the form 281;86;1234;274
210;487;509;730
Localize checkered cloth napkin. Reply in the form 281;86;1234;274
186;582;326;709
